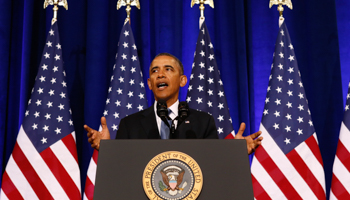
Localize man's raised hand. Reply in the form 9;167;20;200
84;117;111;151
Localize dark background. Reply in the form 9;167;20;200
0;0;349;198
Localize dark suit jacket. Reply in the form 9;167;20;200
115;105;218;139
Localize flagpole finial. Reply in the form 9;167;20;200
44;0;68;25
117;0;140;25
269;0;293;17
191;0;214;28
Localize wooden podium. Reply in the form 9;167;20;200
94;139;254;200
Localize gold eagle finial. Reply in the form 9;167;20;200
116;0;140;24
269;0;293;17
44;0;68;25
191;0;214;9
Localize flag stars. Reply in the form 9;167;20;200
196;97;203;104
47;101;53;108
217;115;224;122
44;113;51;120
36;100;42;106
128;91;134;97
42;64;48;70
284;138;291;144
218;91;224;98
140;82;145;88
137;105;144;111
132;44;137;50
298;93;304;99
38;88;44;94
68;119;73;126
43;125;49;132
298;104;304;111
280;41;284;47
287;90;293;96
120;65;126;71
129;79;135;85
54;128;61;134
138;93;145;99
208;66;214;72
287;79;293;85
200;39;205;45
60;92;66;98
39;76;46;82
54;54;60;61
126;103;132;109
275;98;281;105
299;81;303;87
289;44;294;50
49;29;54;35
345;105;349;111
130;67;136;73
188;85;193;91
288;55;295;61
25;110;29;116
308;120;313;126
44;53;50;59
273;123;279;130
199;62;205;68
207;101;213;107
276;87;282;93
207;89;213;96
62;81;67;87
58;104;65;110
285;126;291;132
111;124;118;131
297;116;303;123
106;98;110;104
274;111;280;117
46;41;52;47
286;102;292;108
218;80;223;85
218;103;224;110
279;52;284;58
121;54;127;60
208;54;214;60
51;78;56;84
103;110;108;116
186;96;191;103
217;127;223;134
208;78;214;84
53;66;59;72
131;55;137;61
119;76;124;83
56;43;61;49
285;114;292;120
208;42;213;49
197;85;204;92
198;74;205;80
277;75;283;81
263;109;269;115
278;63;283;70
288;67;294;73
124;30;129;37
113;112;119;118
122;42;128;48
41;137;48;144
297;129;303;135
32;123;38;130
265;98;270;104
34;112;40;118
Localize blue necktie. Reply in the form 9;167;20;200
160;109;172;139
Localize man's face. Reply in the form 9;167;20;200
147;55;187;106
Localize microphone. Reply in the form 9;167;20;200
156;99;170;127
177;101;189;127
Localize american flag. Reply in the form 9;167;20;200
186;21;234;139
0;22;81;199
250;20;326;199
330;82;350;199
83;21;147;200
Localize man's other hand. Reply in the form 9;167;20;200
235;122;263;155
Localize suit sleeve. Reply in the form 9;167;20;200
204;115;219;139
115;118;128;139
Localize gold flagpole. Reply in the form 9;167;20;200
117;0;140;24
269;0;293;26
191;0;214;28
44;0;68;25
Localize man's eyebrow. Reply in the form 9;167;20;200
150;66;159;71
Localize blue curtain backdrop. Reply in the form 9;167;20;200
0;0;349;198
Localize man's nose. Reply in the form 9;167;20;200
157;68;165;78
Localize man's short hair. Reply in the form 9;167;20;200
154;53;184;75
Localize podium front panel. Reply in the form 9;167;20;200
94;139;253;200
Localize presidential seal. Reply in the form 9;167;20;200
143;151;203;200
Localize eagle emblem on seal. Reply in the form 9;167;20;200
159;165;187;196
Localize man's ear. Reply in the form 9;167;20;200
147;78;152;90
180;75;187;87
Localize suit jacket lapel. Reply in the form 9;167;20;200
141;105;161;139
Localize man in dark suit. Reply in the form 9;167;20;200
85;53;262;154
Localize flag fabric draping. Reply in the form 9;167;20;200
186;21;235;139
83;21;147;200
330;82;350;199
250;20;326;200
0;22;81;200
